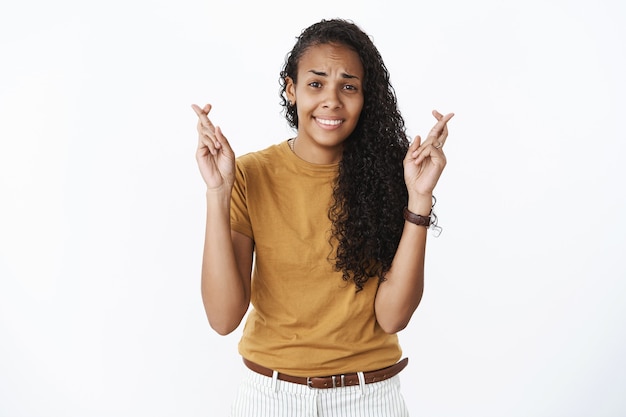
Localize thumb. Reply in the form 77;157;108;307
406;135;421;159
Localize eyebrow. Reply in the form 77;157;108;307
308;69;360;80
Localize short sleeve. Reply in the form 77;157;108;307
230;158;253;239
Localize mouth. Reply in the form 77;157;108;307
315;117;344;128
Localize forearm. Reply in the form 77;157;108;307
201;189;250;335
374;194;431;333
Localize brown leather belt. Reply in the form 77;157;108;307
243;357;408;389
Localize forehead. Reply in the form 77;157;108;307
297;43;364;77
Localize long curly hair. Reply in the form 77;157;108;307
279;19;409;291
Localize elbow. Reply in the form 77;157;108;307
208;317;240;336
379;319;410;335
211;325;237;336
376;302;421;334
205;305;246;335
201;292;249;336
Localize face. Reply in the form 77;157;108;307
285;42;364;163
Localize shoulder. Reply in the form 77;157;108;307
236;141;288;170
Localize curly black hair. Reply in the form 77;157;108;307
279;19;409;291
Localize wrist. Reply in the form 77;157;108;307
206;181;233;195
405;194;443;236
403;207;431;227
206;186;232;208
406;193;433;216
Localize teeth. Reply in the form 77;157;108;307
317;118;342;126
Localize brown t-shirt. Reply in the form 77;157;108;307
230;140;401;377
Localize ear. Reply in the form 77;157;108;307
285;77;296;105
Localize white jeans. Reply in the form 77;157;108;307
230;367;409;417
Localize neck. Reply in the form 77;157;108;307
292;137;343;165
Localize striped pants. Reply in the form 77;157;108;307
230;367;409;417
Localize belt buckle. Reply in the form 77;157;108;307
307;374;346;389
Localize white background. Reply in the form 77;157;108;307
1;0;625;416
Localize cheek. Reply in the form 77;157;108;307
295;96;314;114
352;100;364;119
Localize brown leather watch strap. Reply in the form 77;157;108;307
403;207;431;227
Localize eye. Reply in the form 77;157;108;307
343;84;357;91
308;81;322;88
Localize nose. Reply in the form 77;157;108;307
322;87;341;109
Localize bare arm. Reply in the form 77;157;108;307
375;110;454;333
201;192;253;335
193;103;253;335
374;195;430;333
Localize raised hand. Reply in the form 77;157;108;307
403;110;454;197
192;104;236;191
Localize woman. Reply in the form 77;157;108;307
192;18;453;417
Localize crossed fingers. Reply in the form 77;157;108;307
192;103;223;155
426;110;454;150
